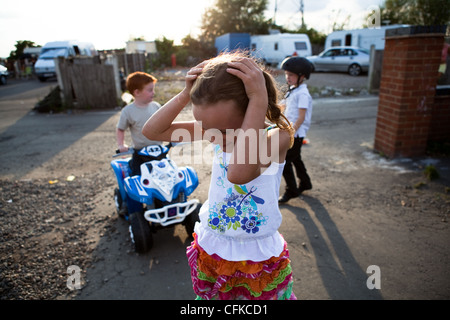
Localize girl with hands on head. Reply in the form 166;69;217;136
142;52;297;300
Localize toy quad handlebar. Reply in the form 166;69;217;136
114;147;134;157
113;142;180;158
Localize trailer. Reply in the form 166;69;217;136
325;25;409;51
214;32;312;66
250;33;312;66
215;33;251;53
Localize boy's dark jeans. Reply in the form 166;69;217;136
126;150;154;214
129;146;168;176
282;137;312;196
129;150;151;176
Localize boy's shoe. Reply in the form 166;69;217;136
298;183;312;194
119;206;128;217
278;192;299;204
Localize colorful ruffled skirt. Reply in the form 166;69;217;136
186;233;296;300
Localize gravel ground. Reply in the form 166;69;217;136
0;173;115;299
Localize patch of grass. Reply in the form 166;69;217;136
376;150;386;158
154;80;185;105
414;181;427;189
34;86;67;113
424;164;440;181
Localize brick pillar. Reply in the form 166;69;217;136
374;26;446;158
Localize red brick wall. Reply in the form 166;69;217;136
374;29;445;158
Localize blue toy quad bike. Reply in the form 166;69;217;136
111;143;200;253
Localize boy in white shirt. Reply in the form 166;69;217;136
279;57;313;203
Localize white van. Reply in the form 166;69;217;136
34;41;97;81
250;33;312;66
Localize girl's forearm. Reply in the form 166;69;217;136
228;97;267;184
142;89;190;141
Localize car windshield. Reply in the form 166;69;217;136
358;48;370;55
320;48;370;56
321;49;339;57
39;48;68;60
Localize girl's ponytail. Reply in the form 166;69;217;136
263;71;294;148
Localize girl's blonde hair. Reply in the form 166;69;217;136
190;52;294;147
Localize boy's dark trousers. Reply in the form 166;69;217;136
126;151;149;214
126;148;166;214
129;150;151;176
282;137;312;196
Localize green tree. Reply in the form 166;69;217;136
380;0;450;25
298;26;326;46
200;0;271;44
179;34;216;65
8;40;40;60
415;0;450;25
155;36;175;67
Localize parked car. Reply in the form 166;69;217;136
306;46;370;76
0;64;8;85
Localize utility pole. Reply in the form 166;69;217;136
273;0;278;26
300;0;305;29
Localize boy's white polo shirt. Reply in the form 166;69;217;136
283;83;313;138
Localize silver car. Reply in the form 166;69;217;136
307;46;370;76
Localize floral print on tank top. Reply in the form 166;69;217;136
207;145;269;235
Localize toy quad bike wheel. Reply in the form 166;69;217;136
114;188;127;218
129;211;153;253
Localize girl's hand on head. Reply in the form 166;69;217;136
226;58;267;102
185;60;208;91
177;60;207;105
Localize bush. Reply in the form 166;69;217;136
424;165;440;181
34;86;65;113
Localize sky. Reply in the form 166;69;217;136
0;0;383;58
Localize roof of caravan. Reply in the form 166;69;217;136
327;25;410;36
251;33;310;39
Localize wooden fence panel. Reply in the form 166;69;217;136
368;45;384;94
115;53;157;76
56;57;118;109
56;58;74;105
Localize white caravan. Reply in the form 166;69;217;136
34;41;97;81
325;25;409;51
250;33;312;66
